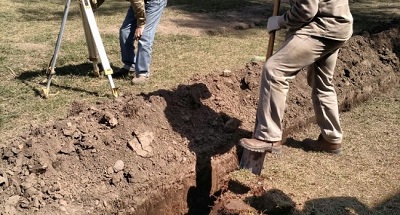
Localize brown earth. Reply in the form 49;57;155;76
1;24;399;215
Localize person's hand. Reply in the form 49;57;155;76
267;16;285;33
90;0;105;12
134;27;144;40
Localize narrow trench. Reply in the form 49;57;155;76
127;79;399;215
122;28;400;212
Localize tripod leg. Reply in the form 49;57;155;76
42;0;72;98
79;1;100;77
80;0;118;98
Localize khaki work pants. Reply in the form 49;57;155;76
254;34;345;144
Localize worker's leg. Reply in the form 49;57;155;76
254;35;341;142
119;7;136;71
307;40;345;144
135;0;167;77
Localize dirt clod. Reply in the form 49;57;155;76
113;160;124;173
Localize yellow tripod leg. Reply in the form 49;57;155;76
79;1;100;77
80;0;118;98
42;0;72;98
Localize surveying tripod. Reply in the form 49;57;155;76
42;0;118;98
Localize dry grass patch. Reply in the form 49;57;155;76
250;88;400;214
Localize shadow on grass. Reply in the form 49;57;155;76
352;13;400;35
17;63;95;80
15;63;122;97
284;137;343;154
283;137;305;151
305;192;400;214
242;188;400;214
19;79;100;98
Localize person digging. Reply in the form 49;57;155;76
240;0;353;154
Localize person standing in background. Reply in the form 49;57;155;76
116;0;167;85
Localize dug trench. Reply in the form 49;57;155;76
0;27;399;214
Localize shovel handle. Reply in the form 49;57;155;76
266;0;281;61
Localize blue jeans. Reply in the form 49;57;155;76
119;0;167;77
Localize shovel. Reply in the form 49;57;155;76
240;0;281;175
266;0;281;60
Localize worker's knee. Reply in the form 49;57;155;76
263;58;283;81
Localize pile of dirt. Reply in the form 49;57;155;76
0;27;399;215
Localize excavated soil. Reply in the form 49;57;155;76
1;26;399;215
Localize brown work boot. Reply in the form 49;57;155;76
304;134;342;154
240;138;282;153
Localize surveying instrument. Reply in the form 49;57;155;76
42;0;118;98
